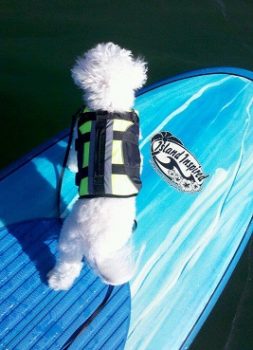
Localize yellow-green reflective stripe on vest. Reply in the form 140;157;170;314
78;107;92;196
111;119;138;196
111;120;133;165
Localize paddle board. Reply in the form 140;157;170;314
0;67;253;349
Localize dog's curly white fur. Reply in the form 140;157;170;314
47;42;147;290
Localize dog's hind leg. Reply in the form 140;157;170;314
93;243;137;286
47;214;84;291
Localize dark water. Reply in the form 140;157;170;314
1;1;253;348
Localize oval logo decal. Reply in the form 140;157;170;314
151;132;208;192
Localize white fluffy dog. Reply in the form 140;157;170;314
48;42;147;290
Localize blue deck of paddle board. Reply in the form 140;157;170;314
0;68;253;349
0;218;130;350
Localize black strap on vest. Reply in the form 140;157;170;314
78;110;139;124
75;133;90;150
94;112;107;194
75;167;89;186
113;130;139;144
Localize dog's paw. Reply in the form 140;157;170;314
47;269;74;291
47;263;83;291
67;162;78;173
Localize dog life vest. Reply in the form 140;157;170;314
75;107;142;198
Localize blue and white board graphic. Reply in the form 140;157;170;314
0;67;253;349
128;67;253;350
